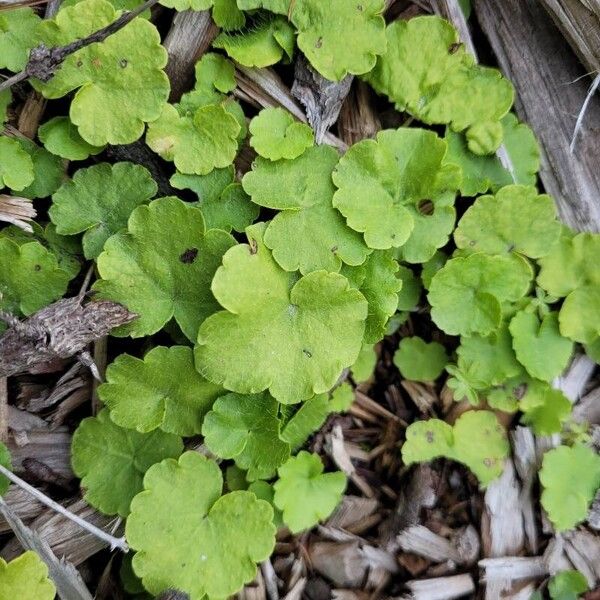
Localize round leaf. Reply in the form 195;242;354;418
0;552;55;600
394;336;448;382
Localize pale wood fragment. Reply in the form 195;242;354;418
405;573;475;600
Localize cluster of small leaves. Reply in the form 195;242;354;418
1;4;600;598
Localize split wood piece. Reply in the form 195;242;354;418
309;541;368;588
337;81;382;146
7;428;73;478
7;405;48;432
554;353;596;402
0;485;44;534
482;460;525;559
91;335;107;413
511;427;539;553
543;536;573;575
0;497;94;600
0;297;136;378
0;194;36;232
281;577;306;600
327;495;379;531
479;556;547;590
401;380;438;414
291;54;353;143
260;559;279;600
234;66;347;150
573;385;600;424
473;0;600;232
397;524;480;566
163;9;218;101
405;573;475;600
1;497;120;564
239;568;267;600
538;0;600;73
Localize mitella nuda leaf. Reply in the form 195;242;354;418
0;238;71;318
146;103;240;175
540;444;600;531
33;0;170;146
428;253;533;336
13;138;65;200
0;136;34;191
332;128;460;250
249;107;313;161
0;8;41;72
273;451;346;533
365;16;514;153
519;380;572;436
402;410;509;486
213;14;295;68
0;552;55;600
454;185;561;259
94;196;236;341
243;145;371;274
548;570;589;600
538;231;600;344
171;167;259;233
50;162;157;259
289;0;387;81
71;409;183;517
38;116;105;161
195;223;368;404
0;442;12;496
500;113;540;185
99;346;223;436
342;250;402;343
0;90;10;124
509;310;573;382
202;392;290;480
394;336;448;382
279;393;331;449
126;451;276;600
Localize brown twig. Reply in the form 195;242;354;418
0;0;159;94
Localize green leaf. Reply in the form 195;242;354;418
0;552;55;600
146;103;240;175
329;382;355;412
279;393;330;449
94;197;236;341
99;346;223;436
0;238;71;317
127;451;276;600
290;0;386;81
71;409;183;517
273;451;346;533
365;16;514;148
421;250;447;290
0;442;12;496
455;323;523;390
202;392;290;480
332;128;460;250
171;165;234;204
14;138;65;200
160;0;211;9
559;283;600;344
351;344;377;382
548;570;589;600
249;107;313;161
0;90;11;124
195;223;368;404
213;14;295;68
50;162;157;259
0;8;41;72
213;0;246;30
500;113;540;186
38;116;105;160
509;311;573;381
444;128;510;196
342;250;401;343
396;264;422;310
428;253;533;336
243;145;370;274
236;0;287;12
34;0;170;146
394;337;448;382
454;185;561;258
540;444;600;531
464;120;503;155
519;380;571;436
0;136;34;191
402;410;509;486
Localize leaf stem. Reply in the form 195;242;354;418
0;464;129;552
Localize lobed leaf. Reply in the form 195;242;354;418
0;136;34;191
38;116;105;161
0;552;55;600
50;162;157;259
127;451;276;600
95;197;236;341
195;223;368;404
394;336;448;382
99;346;223;436
0;8;41;72
273;451;346;533
71;409;183;517
519;380;572;436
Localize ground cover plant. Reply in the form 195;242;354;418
0;0;599;598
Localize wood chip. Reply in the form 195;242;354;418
405;573;475;600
